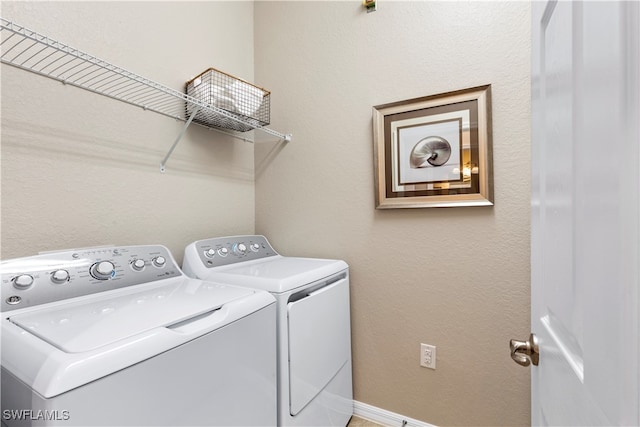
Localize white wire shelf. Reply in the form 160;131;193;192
0;18;292;171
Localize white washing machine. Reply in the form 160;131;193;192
182;235;353;427
1;244;277;427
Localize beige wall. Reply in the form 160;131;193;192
1;1;256;263
254;2;531;426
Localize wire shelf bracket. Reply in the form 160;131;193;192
0;18;292;172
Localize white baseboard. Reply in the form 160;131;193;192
352;401;437;427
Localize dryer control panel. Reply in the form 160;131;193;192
188;235;278;269
1;245;181;312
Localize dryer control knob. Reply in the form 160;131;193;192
13;274;34;290
204;248;216;258
250;243;260;252
218;248;229;257
233;243;247;256
51;269;70;284
152;256;166;268
90;261;115;280
131;259;145;271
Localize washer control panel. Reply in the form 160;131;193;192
194;235;278;268
1;245;181;312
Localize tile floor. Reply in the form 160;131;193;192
348;416;386;427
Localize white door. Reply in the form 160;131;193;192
527;0;640;425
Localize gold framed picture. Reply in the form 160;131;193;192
372;85;493;208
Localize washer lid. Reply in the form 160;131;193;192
8;277;254;353
208;256;348;293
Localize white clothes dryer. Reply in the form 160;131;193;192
182;235;353;427
1;245;277;427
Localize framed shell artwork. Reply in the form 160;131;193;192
372;85;494;209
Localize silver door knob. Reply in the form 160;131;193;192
510;333;539;367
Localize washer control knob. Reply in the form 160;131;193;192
131;259;146;271
218;248;229;257
90;261;115;280
152;256;166;268
13;274;34;290
204;248;216;258
51;269;70;284
250;243;260;252
234;243;247;256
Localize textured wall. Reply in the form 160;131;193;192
1;1;256;263
254;2;532;426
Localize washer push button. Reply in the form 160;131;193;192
6;295;22;305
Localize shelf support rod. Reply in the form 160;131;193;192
160;104;201;173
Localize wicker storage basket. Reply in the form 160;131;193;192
186;68;271;132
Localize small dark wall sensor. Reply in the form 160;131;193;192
363;0;377;13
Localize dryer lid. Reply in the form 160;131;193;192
8;277;254;353
207;256;348;293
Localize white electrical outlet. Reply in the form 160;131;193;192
420;343;436;369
